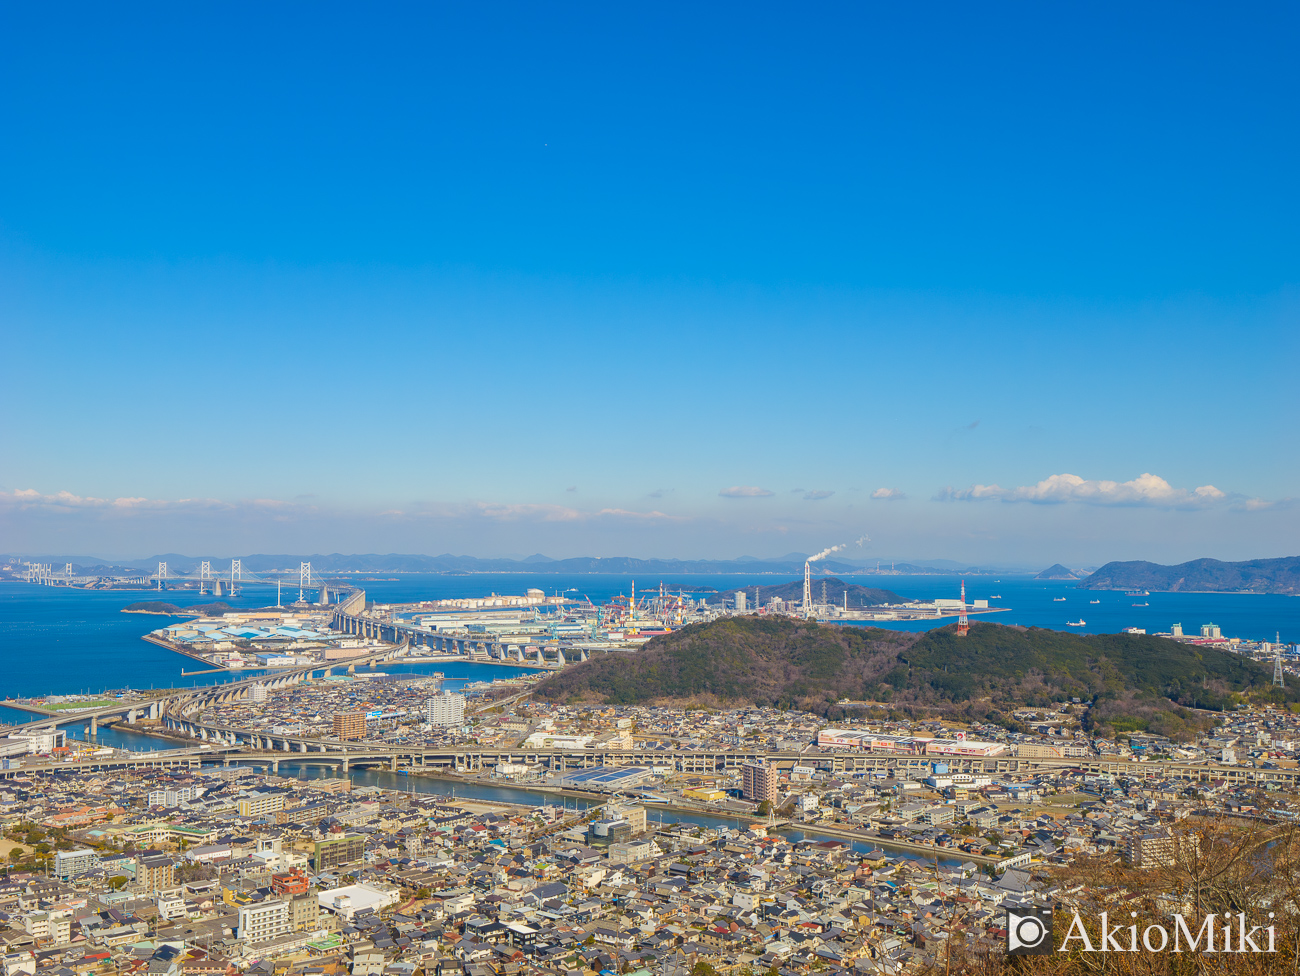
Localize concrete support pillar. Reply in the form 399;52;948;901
90;715;97;738
127;710;137;724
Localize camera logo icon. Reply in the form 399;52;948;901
1006;907;1053;955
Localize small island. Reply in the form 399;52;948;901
122;601;231;617
1035;563;1081;580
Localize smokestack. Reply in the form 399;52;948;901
803;561;812;615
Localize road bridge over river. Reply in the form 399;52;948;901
3;641;406;739
98;718;1300;790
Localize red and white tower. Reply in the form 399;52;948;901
957;579;969;637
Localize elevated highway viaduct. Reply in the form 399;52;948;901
329;608;573;668
131;723;1300;789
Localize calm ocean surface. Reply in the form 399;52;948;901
1;573;1295;703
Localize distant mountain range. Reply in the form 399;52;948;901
3;551;1025;576
1078;556;1300;595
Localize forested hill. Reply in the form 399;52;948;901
535;618;912;709
1078;556;1300;595
534;619;1291;727
709;577;902;607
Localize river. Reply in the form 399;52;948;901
262;761;962;865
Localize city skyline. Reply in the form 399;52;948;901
2;4;1296;564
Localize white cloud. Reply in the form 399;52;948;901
935;472;1229;509
467;502;683;523
1;489;234;512
0;489;683;526
1238;497;1275;511
593;508;683;521
719;486;774;498
802;490;834;501
871;488;906;500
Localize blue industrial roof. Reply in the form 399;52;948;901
559;765;652;785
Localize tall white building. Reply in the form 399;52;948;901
426;692;465;727
53;848;100;880
237;899;291;943
147;787;196;808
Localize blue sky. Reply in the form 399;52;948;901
1;2;1297;565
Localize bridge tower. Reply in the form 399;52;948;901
957;580;969;637
157;561;167;591
299;562;311;602
64;563;73;577
230;559;241;596
200;560;211;595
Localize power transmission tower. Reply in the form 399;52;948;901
1275;648;1286;689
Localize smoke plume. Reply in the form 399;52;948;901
807;535;870;564
807;544;844;563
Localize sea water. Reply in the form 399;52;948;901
1;573;1295;702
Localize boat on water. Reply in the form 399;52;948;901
1089;599;1100;604
1053;597;1067;602
989;594;1001;599
1067;619;1086;627
1132;602;1149;607
1125;590;1149;597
